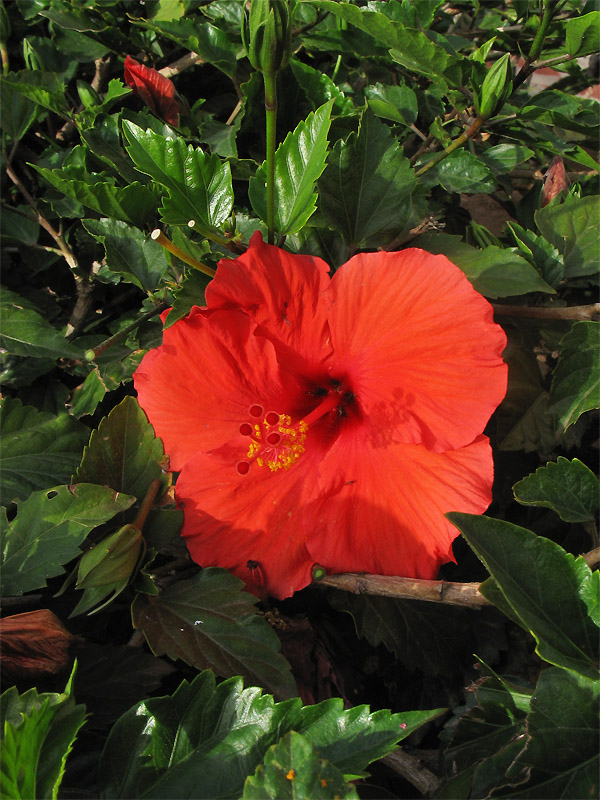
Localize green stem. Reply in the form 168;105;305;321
264;70;277;245
85;302;168;361
414;117;484;178
513;0;560;91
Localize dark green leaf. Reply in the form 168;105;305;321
131;567;297;700
82;218;169;291
80;114;142;184
506;221;564;288
1;71;68;116
0;397;88;502
69;369;108;419
419;150;496;194
74;396;166;498
289;59;353;116
479;143;535;175
122;121;233;236
1;483;135;596
0;206;39;246
535;195;600;279
565;11;600;57
0;75;39;139
32;165;158;228
98;669;440;799
243;731;359;799
249;100;333;236
318;110;416;248
448;513;600;678
165;269;210;328
503;668;600;798
548;321;599;430
0;287;83;359
513;457;599;523
0;667;86;800
364;82;417;126
413;233;555;298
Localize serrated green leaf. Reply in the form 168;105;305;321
69;369;108;419
98;669;440;799
0;287;83;360
1;484;135;596
289;59;353;116
249;100;333;236
82;218;169;292
565;11;600;57
0;75;39;140
548;321;599;430
513;457;599;523
319;110;416;248
80;114;142;184
0;397;88;503
122;121;233;236
413;233;555;298
503;668;599;798
1;71;68;116
364;82;417;126
75;396;166;498
419;149;496;194
165;269;210;328
0;666;86;800
506;221;564;287
448;513;599;679
243;730;359;799
131;567;297;700
535;195;600;279
32;165;157;227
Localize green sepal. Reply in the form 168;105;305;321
473;53;512;120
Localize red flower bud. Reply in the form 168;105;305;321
541;156;570;207
124;55;182;126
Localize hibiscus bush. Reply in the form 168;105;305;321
1;0;599;798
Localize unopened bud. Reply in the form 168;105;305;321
242;0;295;76
473;53;512;120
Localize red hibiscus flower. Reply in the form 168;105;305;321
124;55;182;126
134;233;507;599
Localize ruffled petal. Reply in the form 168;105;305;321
206;232;333;368
306;431;494;580
176;439;328;600
134;308;300;470
326;248;507;452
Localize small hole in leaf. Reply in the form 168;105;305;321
47;490;58;499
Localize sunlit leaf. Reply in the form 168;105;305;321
535;195;600;279
513;457;599;523
548;321;599;430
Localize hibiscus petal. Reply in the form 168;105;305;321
176;441;327;600
206;232;333;368
306;432;494;580
134;308;297;470
124;55;181;125
326;248;507;451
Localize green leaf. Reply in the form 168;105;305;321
506;221;564;288
131;567;297;700
448;513;600;679
479;143;535;175
32;165;157;228
318;110;416;248
513;457;599;523
0;397;88;503
80;114;142;184
535;195;600;279
243;731;359;799
165;269;210;328
413;233;555;298
0;287;83;360
419;150;496;194
98;669;440;799
1;71;68;117
69;369;108;419
548;321;600;430
565;11;600;57
82;218;169;292
74;396;166;498
0;75;39;140
0;206;40;246
503;668;599;798
0;666;87;800
249;100;333;236
289;59;353;116
364;82;418;126
122;121;233;236
1;484;135;596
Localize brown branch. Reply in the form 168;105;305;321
314;573;492;608
381;749;440;798
159;52;205;79
583;546;600;569
493;303;600;322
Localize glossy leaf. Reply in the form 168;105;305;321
0;397;88;502
249;100;333;236
479;143;534;175
548;321;599;430
131;567;297;700
122;121;233;236
165;269;211;328
513;457;599;523
506;221;564;288
413;233;555;298
364;82;417;125
98;669;441;799
0;667;86;800
0;288;83;360
1;484;136;596
289;59;353;116
535;195;600;279
503;668;600;798
82;218;169;292
449;513;600;679
32;165;157;228
565;11;600;57
419;150;496;194
243;731;359;799
318;110;416;248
